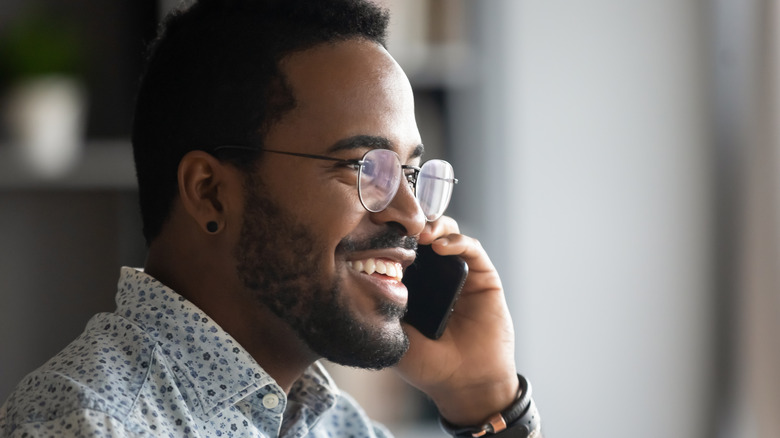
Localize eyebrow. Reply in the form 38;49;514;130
326;135;425;159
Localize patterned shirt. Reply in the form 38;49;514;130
0;267;391;438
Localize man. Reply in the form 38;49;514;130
0;1;541;437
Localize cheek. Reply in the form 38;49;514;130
283;177;364;230
268;164;355;209
258;161;367;248
297;201;365;244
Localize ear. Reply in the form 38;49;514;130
177;151;240;235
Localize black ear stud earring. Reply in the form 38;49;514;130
206;221;219;233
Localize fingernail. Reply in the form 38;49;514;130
436;237;450;246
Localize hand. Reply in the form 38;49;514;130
397;216;519;426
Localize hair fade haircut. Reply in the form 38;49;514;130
132;0;390;243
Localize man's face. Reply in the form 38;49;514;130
234;39;427;368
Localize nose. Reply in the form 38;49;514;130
370;179;426;236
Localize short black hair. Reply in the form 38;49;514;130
132;0;390;243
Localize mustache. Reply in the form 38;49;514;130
336;230;418;254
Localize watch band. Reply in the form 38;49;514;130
439;374;541;438
489;398;541;438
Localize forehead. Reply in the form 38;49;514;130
265;38;421;159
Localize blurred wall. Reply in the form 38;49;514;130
451;1;714;437
0;191;146;398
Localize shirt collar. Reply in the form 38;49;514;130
115;267;340;422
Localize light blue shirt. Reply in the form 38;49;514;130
0;267;391;438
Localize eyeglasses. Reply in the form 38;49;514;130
211;146;458;222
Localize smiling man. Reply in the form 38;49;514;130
0;1;541;437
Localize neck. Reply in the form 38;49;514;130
145;237;319;394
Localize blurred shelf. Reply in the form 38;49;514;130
0;140;136;190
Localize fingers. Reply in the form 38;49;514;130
419;216;460;244
431;234;499;279
419;217;500;281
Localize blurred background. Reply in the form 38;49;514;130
1;1;779;437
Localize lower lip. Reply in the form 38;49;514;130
348;269;408;305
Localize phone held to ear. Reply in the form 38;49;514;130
402;244;469;340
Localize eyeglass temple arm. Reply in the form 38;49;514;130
212;146;457;183
211;145;360;166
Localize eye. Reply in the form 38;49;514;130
362;159;376;174
333;159;362;171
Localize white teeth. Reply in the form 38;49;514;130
347;257;403;281
364;259;376;275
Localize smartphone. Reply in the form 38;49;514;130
402;244;469;340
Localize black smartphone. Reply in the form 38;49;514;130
402;244;469;340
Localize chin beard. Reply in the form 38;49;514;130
295;286;410;369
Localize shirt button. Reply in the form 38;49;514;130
262;393;279;409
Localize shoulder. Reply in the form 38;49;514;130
1;313;157;437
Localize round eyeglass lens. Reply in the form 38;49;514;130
357;149;401;212
416;159;455;221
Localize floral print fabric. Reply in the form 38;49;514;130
0;268;390;438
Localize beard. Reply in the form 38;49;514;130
234;173;415;369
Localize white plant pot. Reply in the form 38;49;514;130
4;75;87;178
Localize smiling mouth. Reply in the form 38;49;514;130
347;258;404;282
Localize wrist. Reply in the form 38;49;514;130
439;374;541;438
434;374;519;426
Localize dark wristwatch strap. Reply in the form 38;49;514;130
439;374;541;437
489;399;541;438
